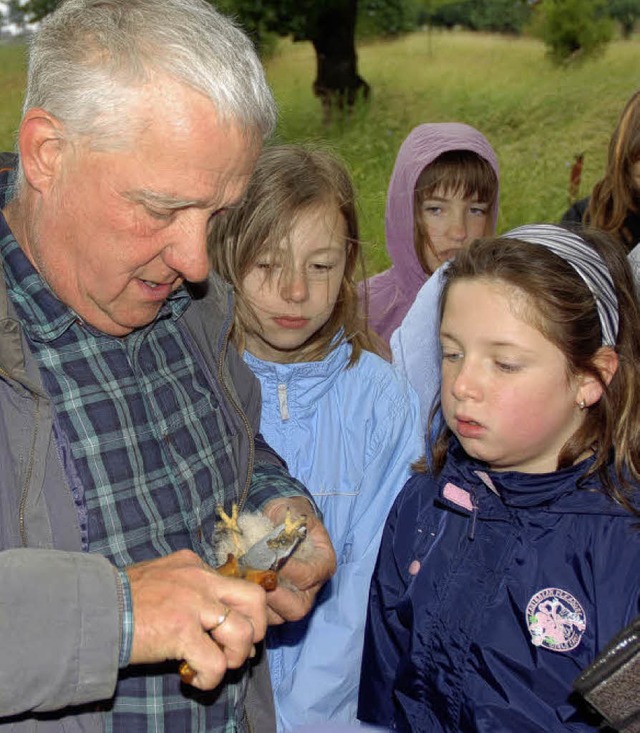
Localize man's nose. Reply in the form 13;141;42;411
162;211;211;282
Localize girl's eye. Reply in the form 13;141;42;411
423;205;442;215
442;350;462;362
496;361;520;373
310;263;334;272
470;205;489;216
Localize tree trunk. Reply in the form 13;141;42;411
310;0;370;123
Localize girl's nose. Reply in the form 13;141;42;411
450;362;481;401
446;217;467;244
280;271;308;302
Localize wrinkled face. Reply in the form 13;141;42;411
21;78;259;336
419;186;490;274
242;203;347;363
439;278;587;474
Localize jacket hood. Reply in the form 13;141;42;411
386;123;499;280
363;123;500;344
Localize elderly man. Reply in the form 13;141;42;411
0;0;335;731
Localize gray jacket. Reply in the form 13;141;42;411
0;250;277;730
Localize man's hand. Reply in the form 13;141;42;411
126;550;267;690
262;497;336;625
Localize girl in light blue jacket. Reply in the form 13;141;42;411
210;144;423;732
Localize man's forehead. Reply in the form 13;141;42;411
122;163;254;211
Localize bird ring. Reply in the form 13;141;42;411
211;605;231;632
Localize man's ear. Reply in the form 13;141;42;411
578;346;619;408
18;108;66;194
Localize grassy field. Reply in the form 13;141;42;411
2;29;640;274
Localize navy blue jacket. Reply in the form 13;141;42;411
358;442;640;732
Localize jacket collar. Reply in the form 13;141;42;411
243;339;351;407
438;439;630;517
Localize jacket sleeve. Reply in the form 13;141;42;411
357;478;418;729
273;375;423;728
0;548;121;714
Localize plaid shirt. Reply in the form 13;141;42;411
2;237;306;732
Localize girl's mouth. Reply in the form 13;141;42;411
274;316;309;329
455;417;485;439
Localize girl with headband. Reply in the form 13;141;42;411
358;224;640;731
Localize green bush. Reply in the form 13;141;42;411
530;0;613;63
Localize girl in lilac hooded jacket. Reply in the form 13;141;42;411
360;123;500;346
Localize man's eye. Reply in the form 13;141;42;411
209;207;228;221
146;207;174;221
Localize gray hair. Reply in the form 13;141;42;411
22;0;276;146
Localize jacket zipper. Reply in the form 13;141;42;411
19;393;40;547
277;383;289;421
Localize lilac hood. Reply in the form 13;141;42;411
360;123;500;345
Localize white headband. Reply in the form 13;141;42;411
502;224;620;347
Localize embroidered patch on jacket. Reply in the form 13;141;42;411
526;587;586;652
442;482;474;511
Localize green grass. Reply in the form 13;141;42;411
267;30;640;273
2;30;640;274
0;41;28;154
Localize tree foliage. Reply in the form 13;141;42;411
424;0;532;34
358;0;418;38
216;1;372;121
10;0;59;21
531;0;613;63
608;0;640;38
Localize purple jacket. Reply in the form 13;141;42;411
360;123;500;345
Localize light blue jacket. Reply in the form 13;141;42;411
390;265;447;432
243;342;423;733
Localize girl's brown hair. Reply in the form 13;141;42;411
209;143;379;365
414;149;498;275
425;226;640;517
586;90;640;248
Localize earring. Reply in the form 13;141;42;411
578;399;586;410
